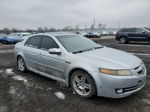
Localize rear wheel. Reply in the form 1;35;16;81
71;70;96;98
119;37;128;44
17;56;27;72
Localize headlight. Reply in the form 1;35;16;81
99;68;132;76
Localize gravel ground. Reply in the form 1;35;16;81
0;36;149;112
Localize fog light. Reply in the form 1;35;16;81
116;89;123;94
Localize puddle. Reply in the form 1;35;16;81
0;49;14;53
0;106;7;112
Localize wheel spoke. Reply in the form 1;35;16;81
74;76;80;83
81;88;87;94
81;75;86;83
84;83;91;89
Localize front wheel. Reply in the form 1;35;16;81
71;70;96;98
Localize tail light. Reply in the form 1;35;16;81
116;32;119;37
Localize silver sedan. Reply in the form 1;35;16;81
14;32;146;98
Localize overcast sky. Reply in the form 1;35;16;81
0;0;150;29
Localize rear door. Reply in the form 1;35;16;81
23;35;42;71
38;35;67;80
127;28;137;40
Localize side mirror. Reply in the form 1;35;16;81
48;48;61;55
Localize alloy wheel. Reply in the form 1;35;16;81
72;74;92;96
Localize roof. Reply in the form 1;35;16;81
38;32;76;37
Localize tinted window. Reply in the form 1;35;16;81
135;28;145;33
26;36;42;48
120;28;135;32
40;36;59;50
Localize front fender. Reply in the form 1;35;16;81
65;62;102;94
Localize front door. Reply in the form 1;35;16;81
37;36;67;80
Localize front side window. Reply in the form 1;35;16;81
26;36;42;48
40;36;59;50
135;28;145;33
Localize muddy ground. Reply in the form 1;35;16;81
0;36;150;112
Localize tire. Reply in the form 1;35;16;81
119;37;128;44
1;40;6;44
17;56;27;72
71;70;96;98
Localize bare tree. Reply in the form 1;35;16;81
97;23;102;29
44;27;49;32
37;27;44;33
3;28;10;34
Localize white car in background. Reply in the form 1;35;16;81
10;32;31;40
100;30;109;36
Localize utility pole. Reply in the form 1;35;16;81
93;19;96;30
118;21;121;29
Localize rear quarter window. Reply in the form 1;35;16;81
25;35;42;48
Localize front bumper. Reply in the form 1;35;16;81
91;65;147;98
98;74;146;98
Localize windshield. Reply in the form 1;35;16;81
144;28;150;32
56;35;102;53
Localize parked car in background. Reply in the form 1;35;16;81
100;30;109;36
0;35;22;44
85;32;99;38
9;32;31;40
15;32;146;98
0;33;7;39
116;28;150;44
75;31;87;37
93;32;102;38
108;30;118;36
112;30;117;36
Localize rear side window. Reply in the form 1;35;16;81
40;36;59;50
25;36;42;48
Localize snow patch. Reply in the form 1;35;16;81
12;75;27;83
54;92;66;100
47;87;52;90
5;68;14;75
9;86;16;95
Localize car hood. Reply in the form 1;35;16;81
75;47;142;69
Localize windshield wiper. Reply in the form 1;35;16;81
94;46;104;49
73;46;104;54
73;49;92;54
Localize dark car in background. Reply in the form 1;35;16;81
116;28;150;44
